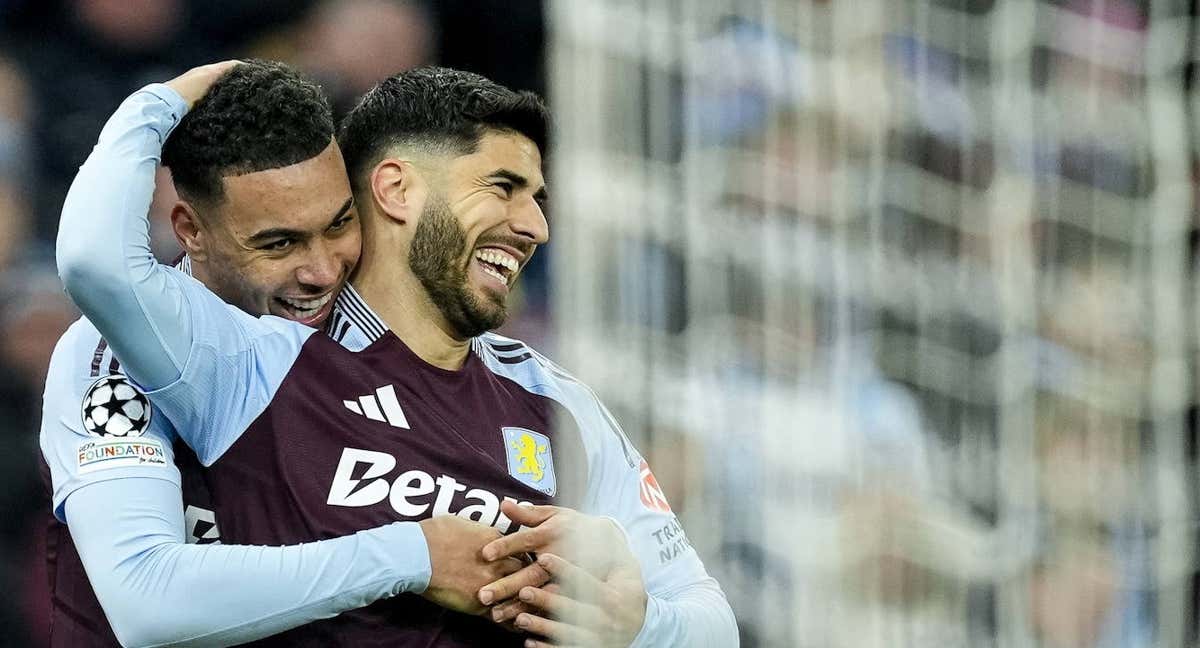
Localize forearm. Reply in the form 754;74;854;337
66;479;431;648
56;84;192;389
629;578;739;648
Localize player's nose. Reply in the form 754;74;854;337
295;242;342;290
510;197;548;245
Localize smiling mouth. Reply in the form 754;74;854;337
473;248;519;286
274;292;334;324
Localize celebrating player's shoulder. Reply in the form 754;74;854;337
40;318;181;523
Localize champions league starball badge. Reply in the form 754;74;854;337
81;374;152;437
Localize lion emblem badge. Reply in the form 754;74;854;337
502;427;556;496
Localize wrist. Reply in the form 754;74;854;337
377;520;432;594
624;591;658;648
598;516;640;571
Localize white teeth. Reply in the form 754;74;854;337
473;248;519;273
281;292;332;312
480;264;509;285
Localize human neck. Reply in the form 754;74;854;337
352;247;472;371
189;261;224;302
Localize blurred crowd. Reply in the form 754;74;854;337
0;1;545;645
709;1;1192;646
549;0;1200;646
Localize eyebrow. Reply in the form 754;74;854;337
488;169;548;202
244;196;355;246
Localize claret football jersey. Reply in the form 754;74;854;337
137;281;692;647
197;288;590;645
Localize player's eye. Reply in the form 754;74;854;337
328;214;354;231
259;239;294;252
494;181;515;198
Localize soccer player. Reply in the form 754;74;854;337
41;60;524;647
56;62;739;645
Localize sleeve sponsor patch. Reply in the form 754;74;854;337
77;437;167;474
80;374;152;437
650;516;693;565
638;460;672;513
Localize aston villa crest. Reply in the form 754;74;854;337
502;427;556;496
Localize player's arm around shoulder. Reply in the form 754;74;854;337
55;64;235;312
55;61;316;465
55;64;219;395
43;322;434;648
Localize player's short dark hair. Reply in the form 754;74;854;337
338;66;549;192
162;59;335;206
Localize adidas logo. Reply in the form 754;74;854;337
344;384;410;429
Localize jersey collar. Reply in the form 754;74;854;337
326;283;387;351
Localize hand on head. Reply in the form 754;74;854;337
166;60;242;107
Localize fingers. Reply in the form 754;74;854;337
202;60;242;75
524;640;586;648
524;640;578;648
536;553;607;605
518;585;607;628
501;500;561;527
482;503;572;562
491;598;536;624
494;556;527;578
483;525;555;562
165;60;242;107
479;562;551;605
488;578;560;626
515;612;601;646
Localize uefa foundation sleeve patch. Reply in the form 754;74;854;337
77;438;168;474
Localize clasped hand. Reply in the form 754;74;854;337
479;501;648;647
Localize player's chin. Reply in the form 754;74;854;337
471;283;510;315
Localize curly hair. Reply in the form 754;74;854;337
162;59;334;206
338;66;549;192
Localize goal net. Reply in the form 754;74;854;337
548;1;1197;646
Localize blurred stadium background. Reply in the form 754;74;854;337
0;0;1197;646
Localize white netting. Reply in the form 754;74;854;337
550;1;1197;646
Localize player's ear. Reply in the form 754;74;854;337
171;201;208;262
370;158;422;227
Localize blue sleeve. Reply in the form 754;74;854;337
577;399;739;648
56;83;313;464
66;477;431;648
56;84;192;389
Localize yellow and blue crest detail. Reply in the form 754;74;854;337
503;427;556;496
